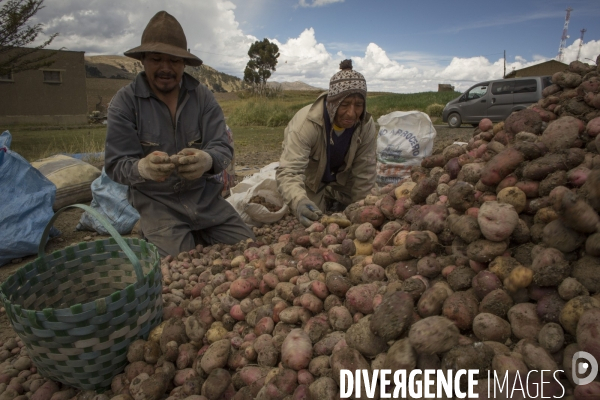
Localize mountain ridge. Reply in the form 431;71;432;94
85;55;322;92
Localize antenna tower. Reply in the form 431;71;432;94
576;28;586;61
557;7;573;62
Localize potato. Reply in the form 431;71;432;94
540;116;581;151
441;343;495;389
466;239;508;263
543;218;586;253
383;338;417;372
477;201;519;242
345;315;388;357
576;308;600;365
558;190;600;234
538;323;564;353
445;266;475;292
572;256;600;295
536;293;565;323
330;347;371;393
504;108;543;134
200;339;231;374
491;353;528;377
497;186;527;214
408;316;460;354
479;289;514;319
480;147;525;186
504;266;533;292
345;283;377;314
473;313;511;342
328;306;353;332
417;282;452;317
447;214;481;243
560;295;600;335
442;291;479;330
508;303;543;340
447;181;476;212
370;290;414;341
472;270;502;300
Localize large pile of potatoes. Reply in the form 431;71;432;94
1;57;600;400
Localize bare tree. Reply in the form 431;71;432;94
0;0;58;76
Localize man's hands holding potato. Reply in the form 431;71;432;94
137;149;212;182
138;151;175;182
174;148;213;181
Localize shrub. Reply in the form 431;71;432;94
425;103;445;118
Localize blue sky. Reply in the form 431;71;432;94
33;0;600;92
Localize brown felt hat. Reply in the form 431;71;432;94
124;11;202;66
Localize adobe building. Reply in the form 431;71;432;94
0;48;88;125
504;60;568;79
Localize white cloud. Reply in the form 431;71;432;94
29;1;600;93
298;0;344;7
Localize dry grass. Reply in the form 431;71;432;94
8;126;106;162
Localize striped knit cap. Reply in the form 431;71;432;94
326;59;367;124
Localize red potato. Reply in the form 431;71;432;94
442;291;479;330
480;147;525;186
587;116;600;137
540;116;581;151
479;118;493;132
280;329;312;371
504;108;543;134
477;201;519;242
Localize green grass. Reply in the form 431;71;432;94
226;90;460;127
366;91;460;121
6;90;458;161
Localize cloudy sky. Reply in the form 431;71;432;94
32;0;600;93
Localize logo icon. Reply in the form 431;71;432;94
572;351;598;386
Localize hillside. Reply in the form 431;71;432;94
267;81;323;91
84;55;248;93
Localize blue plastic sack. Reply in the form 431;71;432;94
0;131;59;266
77;168;140;235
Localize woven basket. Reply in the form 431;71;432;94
0;204;163;390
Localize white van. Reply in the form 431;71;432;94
442;76;553;128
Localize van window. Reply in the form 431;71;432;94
466;85;488;100
491;82;514;95
514;79;537;93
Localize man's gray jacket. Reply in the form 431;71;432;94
105;72;237;240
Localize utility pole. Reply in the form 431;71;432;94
576;28;586;61
503;50;506;78
557;7;573;62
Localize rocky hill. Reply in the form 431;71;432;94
84;55;248;93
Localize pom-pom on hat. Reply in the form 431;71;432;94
326;59;367;124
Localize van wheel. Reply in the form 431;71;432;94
448;113;462;128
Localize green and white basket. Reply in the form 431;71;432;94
0;204;163;390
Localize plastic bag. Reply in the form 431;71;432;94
0;131;59;266
227;162;289;227
76;168;140;235
376;111;436;185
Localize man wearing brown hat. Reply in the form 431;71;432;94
105;11;255;257
276;59;377;227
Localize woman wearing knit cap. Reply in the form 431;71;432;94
276;60;377;227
